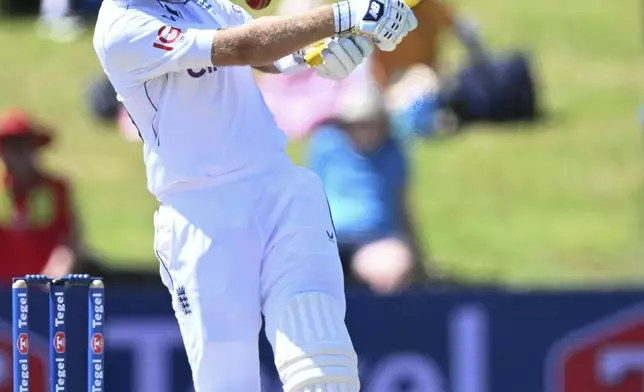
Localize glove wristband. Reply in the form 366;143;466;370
274;51;308;74
333;1;356;35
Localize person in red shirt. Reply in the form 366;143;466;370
0;109;80;284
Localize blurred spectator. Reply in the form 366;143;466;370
0;109;81;284
258;0;485;139
36;0;83;43
307;84;431;294
370;0;541;127
386;63;459;139
258;61;373;139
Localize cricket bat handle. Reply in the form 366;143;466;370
304;0;421;67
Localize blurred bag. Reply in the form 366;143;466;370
86;76;119;122
440;51;541;125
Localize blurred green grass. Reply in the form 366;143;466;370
0;0;641;286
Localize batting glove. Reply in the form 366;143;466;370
313;35;374;81
332;0;418;52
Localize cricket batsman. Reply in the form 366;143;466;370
93;0;417;390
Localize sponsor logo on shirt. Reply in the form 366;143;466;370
187;67;218;78
153;26;183;51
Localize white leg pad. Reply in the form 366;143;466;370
273;292;360;392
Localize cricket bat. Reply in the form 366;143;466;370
304;0;421;67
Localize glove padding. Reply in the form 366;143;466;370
333;0;418;52
314;35;374;81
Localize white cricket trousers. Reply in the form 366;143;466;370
154;160;359;392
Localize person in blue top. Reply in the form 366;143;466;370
308;83;426;293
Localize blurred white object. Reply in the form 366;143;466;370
351;237;414;294
275;0;326;15
386;64;459;137
386;64;440;113
336;79;386;123
37;0;83;43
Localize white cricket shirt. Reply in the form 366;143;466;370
93;0;288;201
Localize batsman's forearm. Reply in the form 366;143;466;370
252;64;282;74
210;6;335;67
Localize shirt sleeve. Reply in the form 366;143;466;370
229;3;254;25
101;10;217;82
